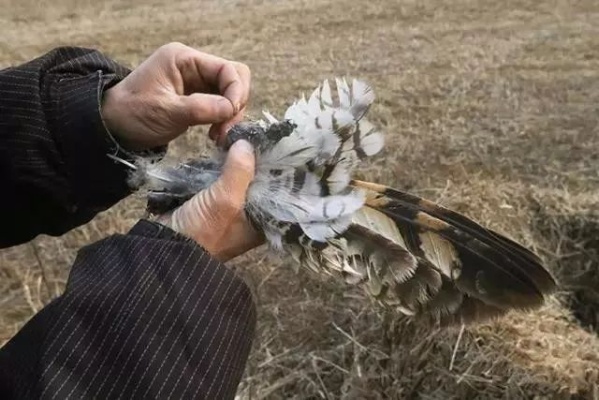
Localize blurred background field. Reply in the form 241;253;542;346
1;0;598;398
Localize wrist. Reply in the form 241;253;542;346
101;85;122;133
101;85;138;150
155;213;226;260
154;209;202;248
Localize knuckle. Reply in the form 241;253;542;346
236;62;251;77
195;101;217;123
189;100;207;118
209;97;232;123
158;42;188;58
215;97;234;119
189;97;231;124
221;62;238;80
164;41;186;52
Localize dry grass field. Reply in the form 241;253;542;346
1;0;599;398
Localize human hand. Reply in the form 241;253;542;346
101;42;251;150
156;140;263;262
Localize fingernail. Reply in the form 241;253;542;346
224;97;239;115
231;139;254;155
217;97;235;118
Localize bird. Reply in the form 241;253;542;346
108;78;557;325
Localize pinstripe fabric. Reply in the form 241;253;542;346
0;48;257;399
0;46;134;247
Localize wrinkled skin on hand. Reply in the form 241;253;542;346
157;140;263;261
101;42;251;150
101;42;262;260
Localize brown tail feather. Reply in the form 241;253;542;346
350;179;557;321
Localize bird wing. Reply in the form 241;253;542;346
107;77;557;325
260;175;557;324
252;79;556;322
343;180;556;323
242;78;557;324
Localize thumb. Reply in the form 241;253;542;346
167;140;254;238
178;93;236;126
217;139;256;207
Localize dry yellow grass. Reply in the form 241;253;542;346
1;0;598;398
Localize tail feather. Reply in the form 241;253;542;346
442;296;507;325
346;179;557;321
275;177;556;323
393;261;443;310
356;181;553;292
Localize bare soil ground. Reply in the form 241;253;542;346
1;0;598;398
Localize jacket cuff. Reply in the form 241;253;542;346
55;71;165;214
128;219;195;242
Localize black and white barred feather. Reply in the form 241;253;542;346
109;78;557;325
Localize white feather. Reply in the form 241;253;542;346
300;215;353;242
356;119;384;156
307;87;322;112
264;228;284;250
249;181;364;225
314;130;341;164
326;158;353;194
248;78;385;247
350;78;375;119
260;134;319;167
320;79;333;106
335;78;351;108
283;96;310;127
262;110;279;124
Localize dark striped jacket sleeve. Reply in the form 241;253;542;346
0;220;257;399
0;46;135;248
0;49;257;398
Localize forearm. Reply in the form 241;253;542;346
0;47;148;247
0;220;256;399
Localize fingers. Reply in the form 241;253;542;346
165;139;258;261
178;93;236;126
214;61;248;114
201;59;243;112
232;61;251;113
208;107;246;144
208;61;251;141
174;44;251;117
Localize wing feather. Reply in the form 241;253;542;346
343;179;557;322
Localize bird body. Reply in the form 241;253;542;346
110;78;556;324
